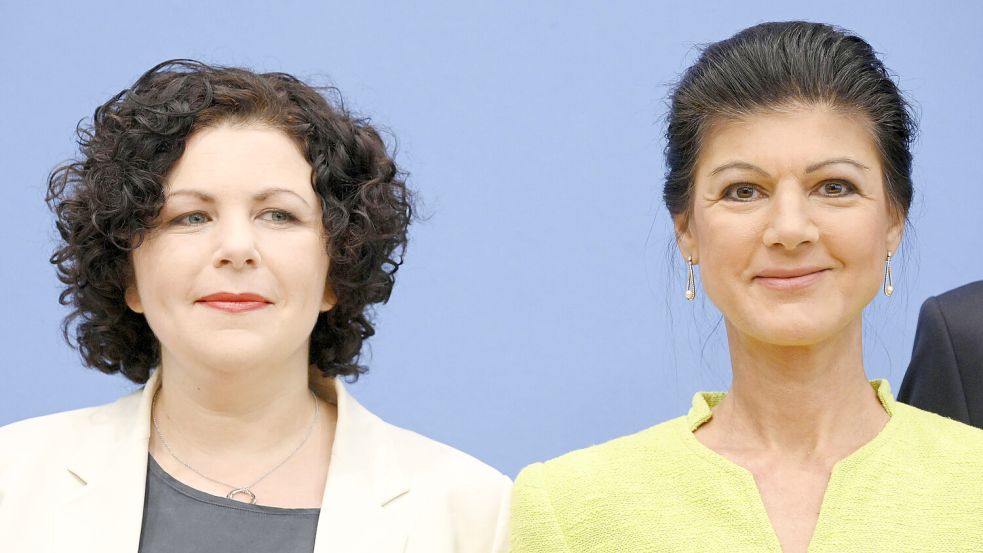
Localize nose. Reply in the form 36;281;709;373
212;217;262;269
761;182;819;250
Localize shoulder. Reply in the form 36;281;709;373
0;391;141;471
510;417;689;551
382;419;512;494
372;416;511;553
876;403;983;522
513;416;687;511
893;402;983;457
922;280;983;334
934;280;983;307
518;416;687;487
0;388;143;533
333;381;510;498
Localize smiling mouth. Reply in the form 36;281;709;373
196;293;272;313
197;300;271;313
755;269;828;291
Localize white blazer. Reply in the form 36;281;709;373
0;371;511;552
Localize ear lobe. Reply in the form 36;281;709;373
320;281;337;313
124;287;144;314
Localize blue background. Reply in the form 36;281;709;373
2;0;982;478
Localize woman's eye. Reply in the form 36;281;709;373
261;209;297;224
819;181;856;197
174;212;210;226
724;184;761;202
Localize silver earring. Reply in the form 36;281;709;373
685;256;696;301
883;252;894;297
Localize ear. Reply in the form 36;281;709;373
886;211;905;256
673;212;699;263
124;286;144;314
320;279;337;312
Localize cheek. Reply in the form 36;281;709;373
130;239;204;303
130;247;163;301
266;236;330;294
819;212;888;274
695;213;761;288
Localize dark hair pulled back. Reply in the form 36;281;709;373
663;21;916;221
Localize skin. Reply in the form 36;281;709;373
675;104;904;553
125;122;338;508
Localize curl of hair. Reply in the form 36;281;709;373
47;59;413;384
663;21;916;222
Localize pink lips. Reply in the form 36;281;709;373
755;269;828;291
197;292;272;313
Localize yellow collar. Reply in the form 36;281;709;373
686;379;895;432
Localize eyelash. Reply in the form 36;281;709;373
171;209;299;226
722;181;857;202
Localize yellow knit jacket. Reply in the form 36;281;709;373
510;381;983;552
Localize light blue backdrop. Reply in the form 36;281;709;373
2;0;981;477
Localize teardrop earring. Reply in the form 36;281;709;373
685;256;696;301
883;252;894;297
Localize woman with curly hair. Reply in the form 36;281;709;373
0;60;510;553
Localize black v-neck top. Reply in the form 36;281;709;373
137;455;320;553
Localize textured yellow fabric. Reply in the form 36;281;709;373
510;380;983;552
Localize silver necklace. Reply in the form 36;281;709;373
151;387;319;505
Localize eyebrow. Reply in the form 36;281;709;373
804;157;871;173
709;161;771;178
166;187;312;208
709;158;871;178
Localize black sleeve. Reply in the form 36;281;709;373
897;295;972;425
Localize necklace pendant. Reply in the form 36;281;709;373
227;488;257;504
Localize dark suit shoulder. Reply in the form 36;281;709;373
900;281;983;428
934;280;983;306
933;281;983;338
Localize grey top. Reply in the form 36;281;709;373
138;455;320;553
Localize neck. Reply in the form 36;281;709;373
152;345;318;457
711;319;888;458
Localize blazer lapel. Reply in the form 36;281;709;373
50;372;409;553
53;373;158;553
311;376;410;553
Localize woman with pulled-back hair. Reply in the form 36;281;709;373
511;21;983;552
0;60;510;553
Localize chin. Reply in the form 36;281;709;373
754;330;834;347
738;311;845;347
184;336;284;369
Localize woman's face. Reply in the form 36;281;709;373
676;104;903;347
125;123;333;372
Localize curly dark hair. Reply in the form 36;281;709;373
46;59;413;384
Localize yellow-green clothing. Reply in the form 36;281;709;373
511;381;983;552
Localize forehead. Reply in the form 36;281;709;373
165;122;315;198
695;105;882;176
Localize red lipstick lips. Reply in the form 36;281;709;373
197;292;271;313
